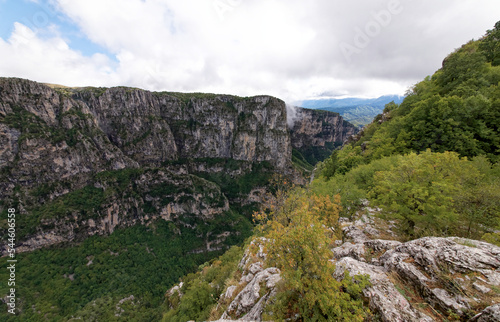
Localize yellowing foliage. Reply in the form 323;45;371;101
254;176;369;320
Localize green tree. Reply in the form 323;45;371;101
370;151;500;239
323;145;365;178
479;20;500;66
255;191;369;321
370;151;460;238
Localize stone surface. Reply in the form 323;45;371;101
0;78;355;253
473;282;492;294
334;257;433;322
343;225;370;243
290;107;358;161
470;303;500;322
332;241;367;261
224;267;281;319
217;238;281;321
332;208;500;320
377;237;500;317
0;124;20;167
223;285;237;301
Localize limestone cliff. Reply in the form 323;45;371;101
0;77;352;253
290;107;358;165
71;88;292;170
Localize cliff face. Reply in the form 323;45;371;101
290;107;358;165
15;169;230;254
0;79;290;173
0;78;138;194
0;78;351;253
72;88;291;169
0;78;291;193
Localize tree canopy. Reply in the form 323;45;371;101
323;21;500;179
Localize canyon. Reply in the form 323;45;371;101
0;77;357;254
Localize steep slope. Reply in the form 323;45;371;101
191;209;500;321
159;21;500;322
71;87;292;169
323;24;500;178
290;107;358;167
0;78;295;252
0;77;356;320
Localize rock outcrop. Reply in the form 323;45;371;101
334;206;500;321
470;303;500;321
0;78;287;253
0;78;292;196
218;238;281;321
2;168;233;255
214;206;500;321
73;87;292;170
334;257;434;322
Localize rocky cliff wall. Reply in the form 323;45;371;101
0;78;352;253
71;88;292;170
208;205;500;321
0;78;294;198
0;78;293;252
290;107;358;164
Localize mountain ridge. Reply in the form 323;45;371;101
301;94;405;126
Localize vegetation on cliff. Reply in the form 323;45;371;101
314;150;500;240
324;23;500;178
319;21;500;242
162;21;500;321
253;181;370;321
2;19;500;322
163;178;371;321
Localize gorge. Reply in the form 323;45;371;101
0;77;357;320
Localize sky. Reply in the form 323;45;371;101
0;0;499;104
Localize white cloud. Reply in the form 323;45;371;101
1;0;499;102
0;22;115;86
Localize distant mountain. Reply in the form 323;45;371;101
300;95;405;126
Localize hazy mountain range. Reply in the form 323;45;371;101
301;95;405;126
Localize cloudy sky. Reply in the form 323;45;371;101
0;0;499;104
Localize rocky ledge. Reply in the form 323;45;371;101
211;207;500;321
336;207;500;322
218;238;281;321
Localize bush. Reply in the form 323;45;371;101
254;186;370;320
